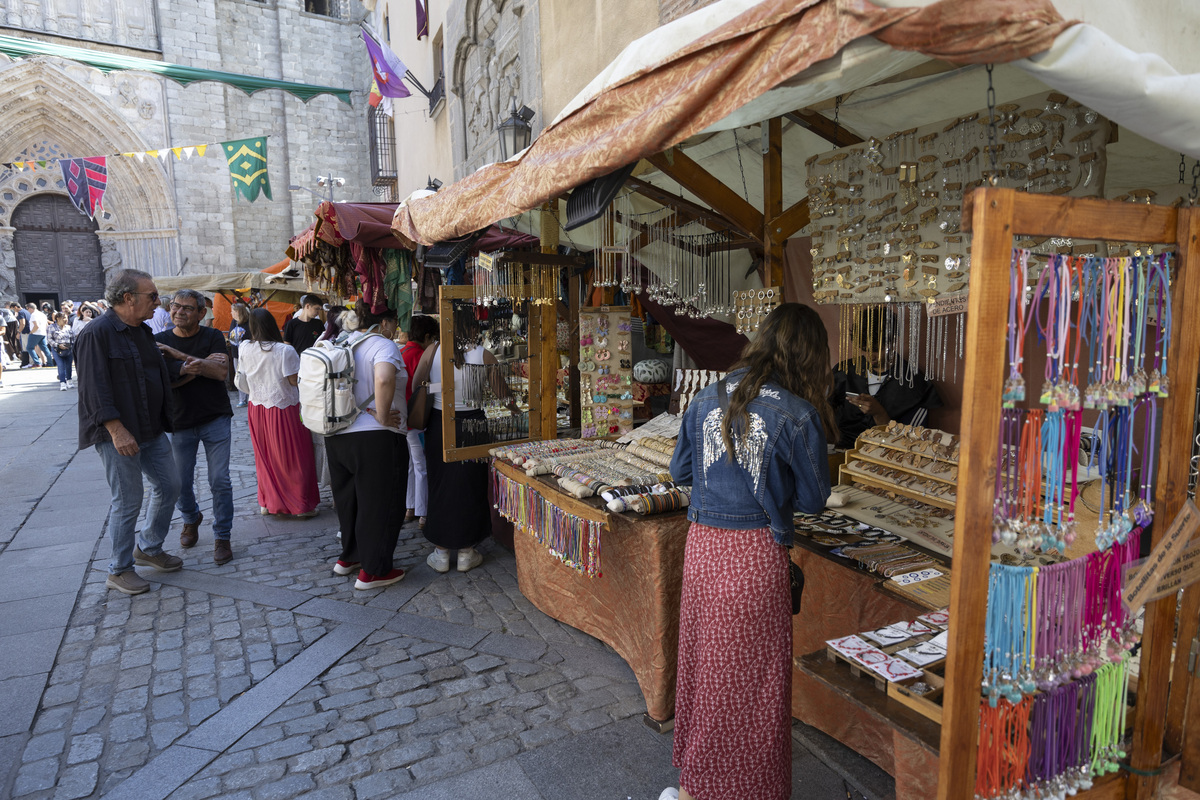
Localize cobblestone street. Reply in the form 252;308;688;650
0;366;894;800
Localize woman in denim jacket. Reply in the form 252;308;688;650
662;303;837;800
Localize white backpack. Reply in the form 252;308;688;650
298;333;382;435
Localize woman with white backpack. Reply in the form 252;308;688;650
321;302;410;590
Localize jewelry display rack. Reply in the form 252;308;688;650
937;189;1200;800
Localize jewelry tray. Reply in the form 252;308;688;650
887;660;946;725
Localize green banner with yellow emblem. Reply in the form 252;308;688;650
223;137;271;202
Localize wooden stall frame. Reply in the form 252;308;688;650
438;251;585;462
939;188;1200;800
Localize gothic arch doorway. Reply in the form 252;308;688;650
13;194;105;306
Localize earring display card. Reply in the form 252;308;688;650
579;307;635;438
806;90;1110;307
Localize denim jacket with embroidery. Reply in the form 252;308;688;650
669;369;831;546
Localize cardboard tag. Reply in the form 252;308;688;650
926;290;969;317
1123;500;1200;613
1124;537;1200;610
892;568;944;586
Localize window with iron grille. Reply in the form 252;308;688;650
368;105;398;193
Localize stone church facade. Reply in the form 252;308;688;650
0;0;378;304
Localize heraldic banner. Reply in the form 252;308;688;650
223;137;271;202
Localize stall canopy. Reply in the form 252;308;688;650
390;0;1200;248
153;268;307;296
0;34;353;104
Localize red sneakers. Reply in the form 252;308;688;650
333;559;360;576
354;568;405;590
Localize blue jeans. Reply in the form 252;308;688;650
55;348;73;383
97;432;181;575
171;416;233;540
25;333;45;366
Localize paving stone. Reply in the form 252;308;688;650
463;654;505;673
378;739;436;771
52;761;99;800
153;692;186;721
295;787;354;800
282;709;338;736
167;775;223;800
352;768;415;799
31;706;72;735
104;739;150;772
290;745;345;773
150;719;189;750
564;709;613;733
314;721;370;748
315;687;372;712
472;737;520;765
23;730;66;762
254;734;313;761
408;751;474;783
369;707;418;732
66;732;104;765
229;724;284;752
313;756;372;788
519;724;568;749
70;706;106;735
348;730;398;758
108;712;148;743
253;773;317;800
225;762;287;791
13;757;59;796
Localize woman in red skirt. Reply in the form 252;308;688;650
663;303;837;800
236;308;319;517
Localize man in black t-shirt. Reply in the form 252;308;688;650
155;289;235;564
283;293;326;356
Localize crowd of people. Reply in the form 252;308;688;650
1;298;104;390
56;268;477;597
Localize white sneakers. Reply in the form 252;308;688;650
67;380;74;388
59;382;67;391
457;548;482;572
658;789;680;800
426;548;450;573
425;547;483;573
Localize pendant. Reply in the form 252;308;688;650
1132;499;1154;528
1039;379;1055;407
1158;373;1171;398
1002;375;1026;406
1129;369;1147;397
1147;369;1162;395
1083;382;1099;409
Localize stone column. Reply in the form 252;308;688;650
0;226;16;301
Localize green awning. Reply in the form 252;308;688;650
0;34;353;105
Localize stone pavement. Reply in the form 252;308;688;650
0;365;896;800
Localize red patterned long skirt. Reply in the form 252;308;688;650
672;522;793;800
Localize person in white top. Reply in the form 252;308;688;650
24;301;51;367
324;301;410;591
148;297;173;334
236;308;320;518
409;313;499;574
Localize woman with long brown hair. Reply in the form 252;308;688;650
235;308;319;518
662;303;837;800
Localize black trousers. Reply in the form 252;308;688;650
325;429;409;577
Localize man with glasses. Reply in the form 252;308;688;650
155;288;235;565
77;269;183;595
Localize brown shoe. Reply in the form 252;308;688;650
180;512;203;548
214;539;233;565
106;571;150;595
133;547;183;572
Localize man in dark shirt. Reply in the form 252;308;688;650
76;269;184;596
282;293;326;356
155;288;235;565
832;311;942;449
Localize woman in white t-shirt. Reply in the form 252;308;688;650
323;302;409;591
236;309;319;518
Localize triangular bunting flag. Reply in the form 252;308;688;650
197;145;207;157
158;150;171;161
59;157;108;219
172;147;183;159
222;137;271;202
134;152;146;162
183;147;195;159
12;161;24;170
37;160;47;168
145;150;158;159
121;152;136;159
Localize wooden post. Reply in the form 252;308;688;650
762;116;783;289
568;268;581;429
437;286;456;465
936;187;1015;800
539;200;560;441
1129;206;1200;799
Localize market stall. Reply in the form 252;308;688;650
384;1;1200;797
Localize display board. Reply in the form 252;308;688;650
578;306;634;437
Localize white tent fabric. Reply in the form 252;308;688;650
1014;24;1200;160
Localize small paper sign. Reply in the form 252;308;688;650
891;567;944;586
926;289;968;318
1123;537;1200;609
1123;500;1200;614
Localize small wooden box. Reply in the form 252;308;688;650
887;660;946;724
